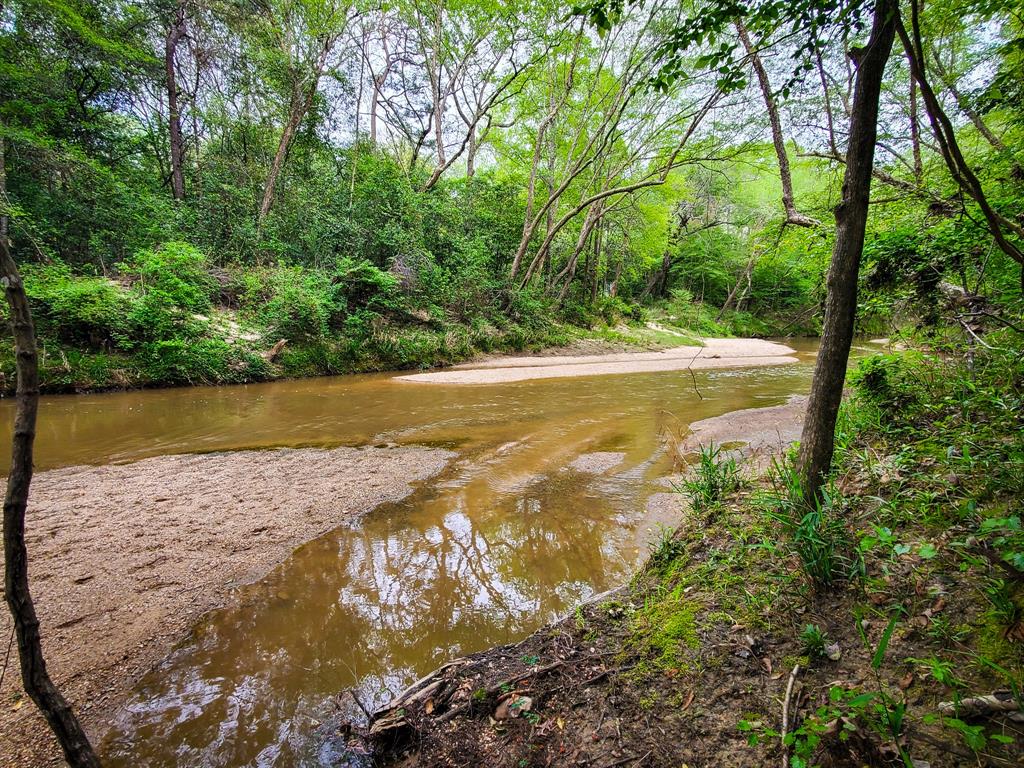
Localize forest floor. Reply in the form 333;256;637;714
367;347;1024;768
397;338;797;384
0;445;454;768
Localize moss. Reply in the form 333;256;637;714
631;584;700;670
975;610;1024;668
638;690;660;710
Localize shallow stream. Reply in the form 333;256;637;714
3;339;838;766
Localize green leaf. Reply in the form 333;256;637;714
872;614;899;671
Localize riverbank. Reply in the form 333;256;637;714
3;292;805;394
397;338;797;384
0;445;454;767
366;345;1024;767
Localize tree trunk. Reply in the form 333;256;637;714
897;0;1024;286
556;203;602;301
717;254;755;321
908;70;922;182
797;0;896;502
735;21;818;228
165;0;187;201
0;169;101;765
258;101;304;224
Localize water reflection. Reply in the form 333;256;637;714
44;342;825;767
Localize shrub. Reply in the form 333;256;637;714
137;338;269;385
121;242;215;312
850;353;921;414
22;262;132;348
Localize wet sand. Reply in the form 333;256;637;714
398;338;797;384
677;395;808;459
0;445;454;767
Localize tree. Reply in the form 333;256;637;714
255;0;354;224
896;0;1024;290
797;0;897;500
0;145;100;765
734;20;818;228
165;0;189;201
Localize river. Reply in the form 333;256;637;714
4;339;835;766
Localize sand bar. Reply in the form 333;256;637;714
0;445;454;767
398;338;798;384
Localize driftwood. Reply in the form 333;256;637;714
367;582;633;753
262;338;287;363
938;691;1024;720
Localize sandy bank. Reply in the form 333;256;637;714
0;445;454;767
397;338;798;384
677;395;808;463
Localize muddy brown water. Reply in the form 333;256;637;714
3;339;854;767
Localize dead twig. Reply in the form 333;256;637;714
605;749;652;767
781;663;801;768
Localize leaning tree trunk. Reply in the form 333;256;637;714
735;21;818;228
897;0;1024;290
797;0;896;502
0;222;100;764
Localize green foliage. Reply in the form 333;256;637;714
21;262;130;348
122;242;215;313
800;623;828;658
763;459;850;590
682;444;740;514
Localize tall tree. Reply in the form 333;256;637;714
165;0;188;200
797;0;897;501
256;0;354;224
896;0;1024;289
734;20;818;228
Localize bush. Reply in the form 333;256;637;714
137;338;269;385
243;266;336;341
850;353;922;414
121;242;215;313
22;262;132;348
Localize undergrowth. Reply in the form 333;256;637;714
627;337;1024;766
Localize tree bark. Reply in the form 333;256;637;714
797;0;896;502
165;0;187;201
0;189;101;765
735;21;818;228
717;254;755;321
908;70;923;182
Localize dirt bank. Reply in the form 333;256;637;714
0;445;454;767
397;338;798;384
